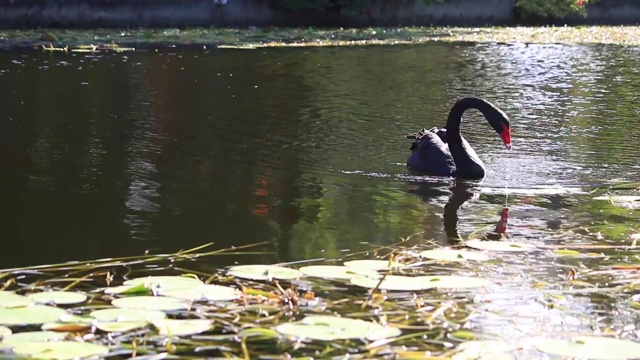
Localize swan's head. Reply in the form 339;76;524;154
486;107;511;150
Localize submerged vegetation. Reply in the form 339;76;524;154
0;180;639;359
2;25;640;52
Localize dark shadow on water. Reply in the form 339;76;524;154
408;177;509;243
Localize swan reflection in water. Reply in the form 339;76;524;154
408;179;509;243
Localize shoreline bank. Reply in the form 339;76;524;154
3;26;640;52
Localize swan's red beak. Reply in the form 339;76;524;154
500;124;512;150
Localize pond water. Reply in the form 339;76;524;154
2;41;640;357
1;43;639;268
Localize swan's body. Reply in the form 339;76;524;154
406;97;511;179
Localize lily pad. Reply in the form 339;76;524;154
228;265;303;280
534;336;640;359
350;275;490;291
0;291;33;308
106;276;204;294
420;249;490;262
343;260;404;270
453;340;515;360
112;296;189;311
298;265;381;280
275;315;401;341
2;331;69;345
10;341;109;360
160;284;241;301
95;321;148;333
0;326;10;339
465;240;537;252
41;322;91;332
89;308;167;322
0;305;68;326
152;319;213;336
350;275;428;291
27;291;88;305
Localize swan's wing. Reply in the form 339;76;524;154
406;130;456;176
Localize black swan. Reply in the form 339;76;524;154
405;97;511;179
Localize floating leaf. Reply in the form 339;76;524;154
552;249;582;257
465;240;537;252
534;336;640;359
350;275;490;291
2;331;68;345
27;291;88;305
95;321;148;333
458;340;512;352
420;249;490;262
298;265;381;280
42;322;91;332
449;330;476;340
275;315;401;341
0;326;10;339
58;314;94;324
112;296;189;311
0;305;67;325
0;291;33;308
103;283;151;295
344;259;404;270
350;275;429;291
160;284;241;301
10;341;109;360
106;276;204;295
152;319;213;336
228;265;302;280
90;308;167;322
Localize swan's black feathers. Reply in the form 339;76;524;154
406;128;456;175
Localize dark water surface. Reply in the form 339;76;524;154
0;43;639;270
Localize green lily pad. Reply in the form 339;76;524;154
228;265;303;280
106;276;204;295
103;283;151;295
454;340;515;360
89;308;167;322
160;284;241;301
0;305;68;325
534;336;640;359
350;275;426;291
275;315;401;341
0;291;34;308
0;326;10;339
95;321;148;333
27;291;88;305
41;322;91;332
343;260;404;270
465;240;537;252
10;341;109;360
58;314;94;324
420;249;490;262
2;331;68;345
350;275;490;291
112;296;189;311
298;265;381;280
152;319;213;336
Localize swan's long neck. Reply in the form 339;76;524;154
445;98;487;178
